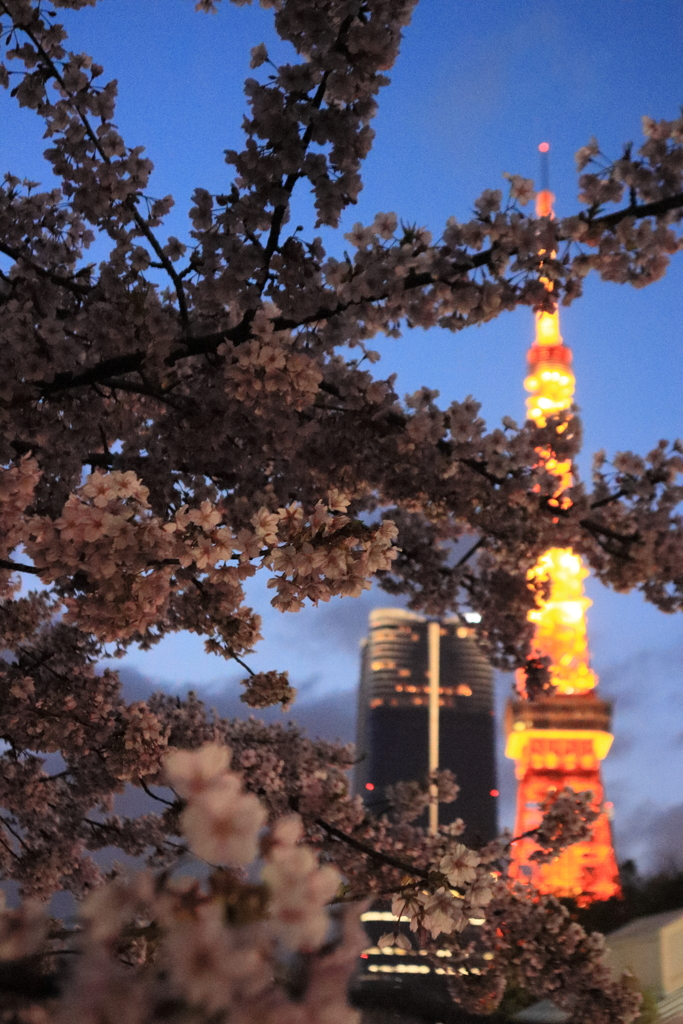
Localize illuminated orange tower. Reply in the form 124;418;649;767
505;145;621;905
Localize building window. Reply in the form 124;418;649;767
369;698;383;708
371;659;396;671
398;668;411;678
456;684;473;696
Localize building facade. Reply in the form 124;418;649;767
354;608;497;843
351;608;498;1019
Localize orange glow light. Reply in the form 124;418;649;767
523;547;598;696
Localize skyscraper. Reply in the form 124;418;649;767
355;608;497;843
351;610;497;1020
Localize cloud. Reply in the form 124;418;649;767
598;645;682;706
614;801;683;874
116;637;683;871
118;666;356;746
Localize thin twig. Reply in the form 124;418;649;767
139;778;176;808
4;5;191;333
315;818;430;881
454;536;486;569
230;652;255;677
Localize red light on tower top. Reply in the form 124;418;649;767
536;142;553;217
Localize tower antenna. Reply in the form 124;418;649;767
538;141;550;192
536;142;554;219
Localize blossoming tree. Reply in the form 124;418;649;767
0;0;681;1021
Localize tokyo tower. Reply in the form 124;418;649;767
504;145;621;905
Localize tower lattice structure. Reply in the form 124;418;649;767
505;160;621;905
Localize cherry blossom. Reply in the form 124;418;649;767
0;0;679;1019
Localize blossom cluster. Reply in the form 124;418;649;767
0;743;361;1024
0;0;679;1020
0;742;640;1024
528;787;600;864
4;465;397;655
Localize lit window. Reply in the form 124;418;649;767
368;964;431;975
395;685;403;692
369;698;383;709
398;668;411;678
456;684;472;696
371;659;396;671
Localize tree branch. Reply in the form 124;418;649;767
579;518;640;544
138;778;176;808
5;5;191;334
454;536;486;569
315;818;430;880
590;489;627;509
0;558;43;576
0;241;91;294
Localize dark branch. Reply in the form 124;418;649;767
586;191;683;230
315;818;430;880
590;489;627;509
0;558;43;576
579;518;640;544
6;6;191;333
454;536;486;569
0;241;91;294
138;778;177;808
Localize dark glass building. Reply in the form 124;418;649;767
354;608;497;844
351;609;498;1021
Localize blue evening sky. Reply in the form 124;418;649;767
2;0;681;869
